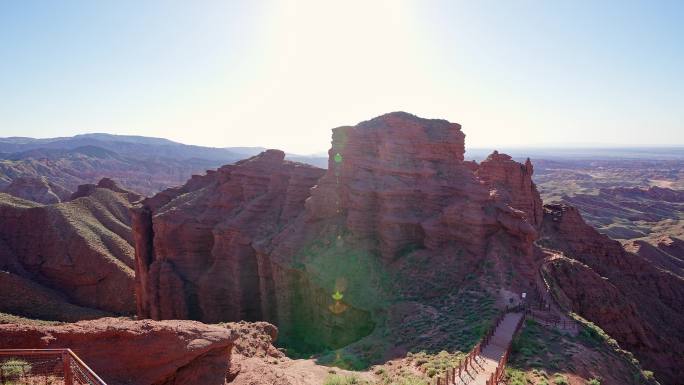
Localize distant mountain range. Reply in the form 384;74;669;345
0;133;327;199
0;133;265;162
2;132;681;203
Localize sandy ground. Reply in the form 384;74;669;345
232;355;375;385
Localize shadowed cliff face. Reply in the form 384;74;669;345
132;150;326;322
133;112;543;354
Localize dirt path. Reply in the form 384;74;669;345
232;355;376;385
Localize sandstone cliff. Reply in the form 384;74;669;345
133;112;543;354
132;150;326;322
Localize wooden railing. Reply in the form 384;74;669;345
0;349;107;385
432;305;525;385
485;311;526;385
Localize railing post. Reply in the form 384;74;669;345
63;350;74;385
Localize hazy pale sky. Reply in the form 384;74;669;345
1;1;682;154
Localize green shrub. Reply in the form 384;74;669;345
511;320;544;359
587;378;601;385
643;371;654;380
0;358;31;378
505;368;528;385
323;374;366;385
553;374;569;385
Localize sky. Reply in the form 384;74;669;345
0;0;682;154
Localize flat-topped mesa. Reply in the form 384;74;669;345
304;112;538;260
132;149;325;321
325;111;466;170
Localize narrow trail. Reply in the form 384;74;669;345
443;312;524;385
434;254;583;385
531;255;579;335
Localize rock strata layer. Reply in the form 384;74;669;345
132;150;326;322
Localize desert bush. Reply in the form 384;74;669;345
0;358;32;378
511;320;544;360
553;373;569;385
504;368;528;385
323;374;367;385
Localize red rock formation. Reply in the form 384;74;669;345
476;151;543;227
0;181;136;317
133;112;543;352
132;149;325;322
70;177;142;203
221;321;284;359
540;203;684;384
299;113;538;261
0;318;235;385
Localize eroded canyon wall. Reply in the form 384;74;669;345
540;204;684;384
132;150;326;322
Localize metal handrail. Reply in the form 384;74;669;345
0;348;107;385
